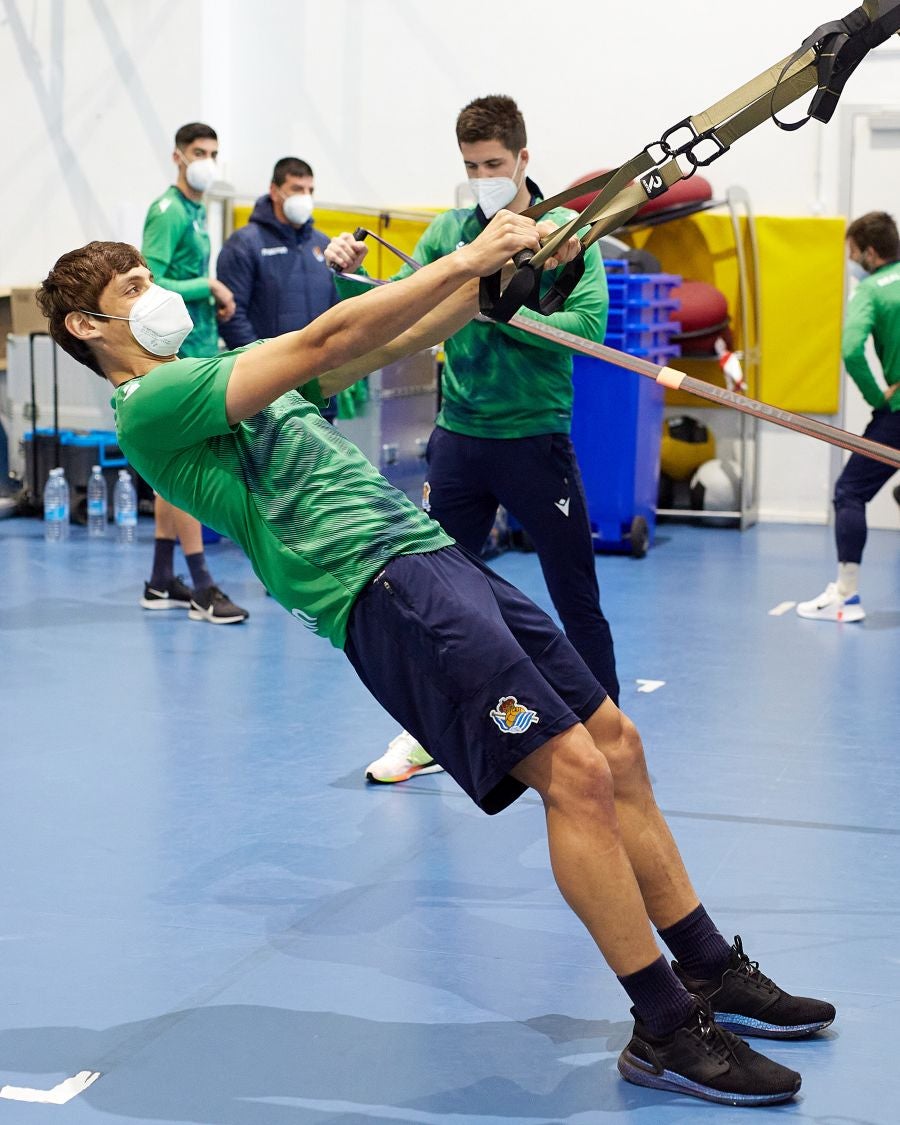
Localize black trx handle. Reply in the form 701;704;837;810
478;249;541;322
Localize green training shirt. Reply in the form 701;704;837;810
141;185;218;358
842;259;900;412
394;203;608;438
112;349;452;647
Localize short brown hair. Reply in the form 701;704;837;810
175;122;217;149
272;156;314;186
455;95;526;153
37;241;145;377
847;211;899;261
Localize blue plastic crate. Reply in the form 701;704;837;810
606;273;681;305
606;299;680;333
604;324;682;353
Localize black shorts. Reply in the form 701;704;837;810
345;545;607;814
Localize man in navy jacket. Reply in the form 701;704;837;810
217;156;338;363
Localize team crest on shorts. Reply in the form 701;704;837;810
422;480;432;512
490;695;539;734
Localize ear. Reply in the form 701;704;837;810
64;310;103;342
269;183;280;203
519;147;529;173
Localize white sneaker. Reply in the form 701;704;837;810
365;731;444;783
796;583;865;622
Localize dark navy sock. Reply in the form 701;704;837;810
618;954;696;1038
185;551;214;592
658;904;732;979
149;537;176;588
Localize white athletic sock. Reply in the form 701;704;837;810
836;562;860;597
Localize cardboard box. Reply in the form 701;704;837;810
11;286;49;337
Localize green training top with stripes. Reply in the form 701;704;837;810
842;259;900;412
394;203;608;438
141;185;217;358
112;349;452;647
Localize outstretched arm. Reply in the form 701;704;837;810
319;278;481;397
225;211;540;423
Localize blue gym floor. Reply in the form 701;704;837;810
1;516;898;1124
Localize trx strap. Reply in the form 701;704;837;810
334;246;900;473
480;0;900;321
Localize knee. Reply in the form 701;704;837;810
544;733;618;816
597;712;648;787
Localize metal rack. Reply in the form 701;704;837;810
626;185;761;529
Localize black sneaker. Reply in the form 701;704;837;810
140;576;194;610
673;935;836;1039
188;585;249;625
617;1002;801;1106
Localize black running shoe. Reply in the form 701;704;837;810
673;935;836;1039
188;585;249;625
617;1001;801;1106
140;575;194;610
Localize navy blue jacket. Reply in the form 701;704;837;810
216;195;338;350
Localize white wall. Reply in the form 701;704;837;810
0;0;204;285
3;0;898;526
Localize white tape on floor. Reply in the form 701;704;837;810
0;1070;101;1104
635;679;666;693
769;601;797;616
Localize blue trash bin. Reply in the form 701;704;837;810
570;354;667;557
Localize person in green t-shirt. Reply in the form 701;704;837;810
797;210;900;623
37;224;833;1107
139;120;247;625
327;95;618;783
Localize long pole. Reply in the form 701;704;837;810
507;313;900;471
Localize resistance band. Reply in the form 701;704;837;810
337;246;900;472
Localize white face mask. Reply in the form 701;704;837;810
468;155;522;219
82;284;194;357
184;156;218;193
282;192;314;226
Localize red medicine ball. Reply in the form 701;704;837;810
670;280;732;354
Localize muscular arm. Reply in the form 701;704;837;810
318;279;481;397
225;211;539;423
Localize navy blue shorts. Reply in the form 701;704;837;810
345;545;607;814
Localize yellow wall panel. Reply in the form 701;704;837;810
631;211;845;414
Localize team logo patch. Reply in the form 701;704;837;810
312;245;325;262
490;695;539;734
422;480;432;512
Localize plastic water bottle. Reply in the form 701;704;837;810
57;467;71;540
114;469;138;544
43;468;64;541
87;465;108;537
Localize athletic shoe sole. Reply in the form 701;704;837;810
796;606;865;622
188;608;248;625
712;1011;835;1039
365;762;445;784
140;598;191;610
617;1050;800;1106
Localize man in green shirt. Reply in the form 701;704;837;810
38;221;833;1107
797;210;900;622
139;121;247;625
327;95;618;783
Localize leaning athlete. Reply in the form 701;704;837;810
38;213;834;1106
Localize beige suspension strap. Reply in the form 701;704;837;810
480;0;900;322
